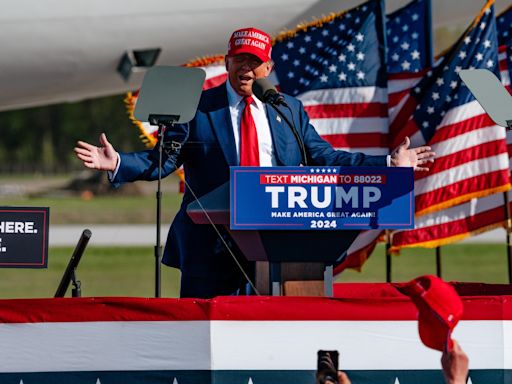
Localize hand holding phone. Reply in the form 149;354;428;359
317;350;339;384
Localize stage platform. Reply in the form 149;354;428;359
0;283;510;383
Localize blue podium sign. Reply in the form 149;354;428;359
230;166;414;230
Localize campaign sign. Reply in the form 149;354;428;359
0;207;49;268
230;167;414;230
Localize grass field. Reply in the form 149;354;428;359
0;243;508;299
0;175;183;224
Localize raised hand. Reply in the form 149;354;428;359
74;133;119;171
390;136;435;171
441;340;469;384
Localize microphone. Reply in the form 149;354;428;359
252;78;287;107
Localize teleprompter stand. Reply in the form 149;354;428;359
134;66;205;297
459;69;512;282
187;183;360;296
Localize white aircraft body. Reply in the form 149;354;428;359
0;0;510;112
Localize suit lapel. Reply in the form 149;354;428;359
207;84;238;166
266;104;288;165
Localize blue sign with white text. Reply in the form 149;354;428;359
230;167;414;230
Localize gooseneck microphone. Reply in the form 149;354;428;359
252;78;307;165
252;78;288;107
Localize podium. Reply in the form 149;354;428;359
187;182;360;296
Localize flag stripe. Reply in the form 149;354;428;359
415;169;510;215
321;132;388;148
304;102;388;118
415;137;508;181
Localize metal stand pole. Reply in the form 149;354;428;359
385;230;391;283
436;247;442;278
154;123;167;298
504;191;512;283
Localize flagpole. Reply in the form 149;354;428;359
435;247;442;278
504;191;512;283
385;230;391;283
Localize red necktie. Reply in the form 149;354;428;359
239;96;260;166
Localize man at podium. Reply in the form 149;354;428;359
74;27;435;299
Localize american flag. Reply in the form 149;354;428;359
271;0;388;156
497;5;512;93
387;0;433;123
389;2;510;218
390;2;512;251
387;0;433;74
336;0;434;273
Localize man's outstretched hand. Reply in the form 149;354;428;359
390;136;435;171
74;133;119;172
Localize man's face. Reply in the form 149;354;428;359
225;53;273;97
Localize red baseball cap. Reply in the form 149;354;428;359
394;275;464;352
227;27;272;62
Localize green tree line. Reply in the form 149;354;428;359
0;94;145;173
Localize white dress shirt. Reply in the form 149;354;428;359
226;80;276;166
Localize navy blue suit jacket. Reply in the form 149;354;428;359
112;83;387;279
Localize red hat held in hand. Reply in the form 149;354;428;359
394;275;464;352
227;27;272;62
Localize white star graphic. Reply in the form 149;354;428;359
458;51;466;60
316;41;323;48
464;36;471;44
486;59;494;68
356;52;365;61
412;13;419;21
281;54;289;61
422;121;429;128
412;32;419;39
293;59;300;67
401;60;411;70
347;62;356;71
329;64;337;72
320;74;328;82
338;72;347;81
287;71;295;79
432;92;440;100
411;50;420;60
391;53;400;61
475;52;483;61
338;53;346;62
299;47;306;54
356;71;365;80
355;33;364;42
322;29;329;36
427;106;435;114
401;42;410;50
483;39;491;48
436;78;444;86
304;35;312;42
287;42;294;49
347;43;355;52
450;81;458;89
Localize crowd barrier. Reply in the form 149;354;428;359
0;283;510;383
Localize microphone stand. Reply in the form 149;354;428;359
150;114;179;298
268;103;308;166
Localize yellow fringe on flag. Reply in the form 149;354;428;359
389;221;507;253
